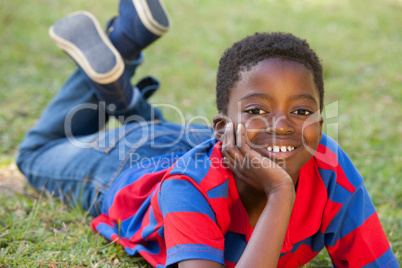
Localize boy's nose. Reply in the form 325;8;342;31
265;115;294;135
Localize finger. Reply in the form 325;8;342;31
224;123;243;161
236;123;242;147
222;123;230;152
221;122;233;150
226;122;235;149
222;150;236;165
224;158;248;181
223;147;243;170
223;155;238;173
237;123;252;156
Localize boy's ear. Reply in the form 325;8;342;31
213;113;229;142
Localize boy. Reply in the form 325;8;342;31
17;1;398;267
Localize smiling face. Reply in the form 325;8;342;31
219;58;323;183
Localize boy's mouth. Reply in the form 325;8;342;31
256;144;300;160
267;145;296;153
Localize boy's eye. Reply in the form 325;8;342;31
292;109;313;116
247;108;267;115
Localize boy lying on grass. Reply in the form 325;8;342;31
17;1;398;267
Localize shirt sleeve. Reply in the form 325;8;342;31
159;176;226;267
324;182;398;267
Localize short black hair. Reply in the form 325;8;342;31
216;32;324;113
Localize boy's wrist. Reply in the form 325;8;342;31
264;180;295;202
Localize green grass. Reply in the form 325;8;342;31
0;0;401;266
0;190;152;267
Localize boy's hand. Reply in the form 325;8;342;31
221;122;293;196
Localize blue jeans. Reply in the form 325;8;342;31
16;55;214;216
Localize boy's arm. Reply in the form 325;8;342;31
223;123;295;267
179;123;295;268
235;180;295;268
178;184;294;268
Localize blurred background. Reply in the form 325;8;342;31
0;0;400;265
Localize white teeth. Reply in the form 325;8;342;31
268;146;296;152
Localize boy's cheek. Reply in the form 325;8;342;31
301;114;323;138
301;127;322;155
243;118;268;135
244;125;268;145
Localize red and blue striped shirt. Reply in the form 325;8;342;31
91;134;398;267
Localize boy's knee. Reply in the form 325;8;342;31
16;149;31;177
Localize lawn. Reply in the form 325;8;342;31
0;0;401;266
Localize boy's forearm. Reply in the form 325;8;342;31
236;185;295;268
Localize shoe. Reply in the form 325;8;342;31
108;0;171;60
49;11;124;85
49;11;134;112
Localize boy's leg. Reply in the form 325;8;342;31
49;11;134;113
16;67;114;215
49;10;166;117
18;69;106;155
16;7;213;217
16;67;170;216
17;11;164;215
108;0;170;60
17;73;213;216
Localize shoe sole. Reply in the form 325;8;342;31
133;0;170;36
49;11;124;84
